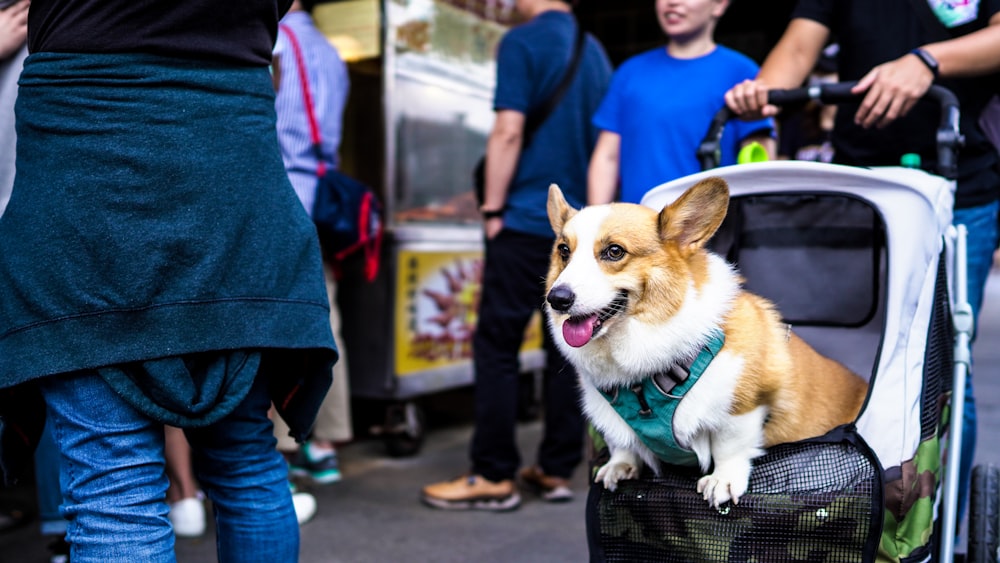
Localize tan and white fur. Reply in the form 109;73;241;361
544;178;868;507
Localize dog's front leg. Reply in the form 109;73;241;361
595;446;640;491
696;406;767;507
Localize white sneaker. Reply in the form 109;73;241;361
168;497;206;538
291;490;317;525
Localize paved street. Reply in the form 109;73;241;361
2;268;999;562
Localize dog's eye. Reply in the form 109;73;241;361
602;244;626;261
557;243;571;261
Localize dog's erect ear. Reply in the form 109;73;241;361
659;177;729;255
547;183;577;234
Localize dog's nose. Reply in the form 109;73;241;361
547;285;575;312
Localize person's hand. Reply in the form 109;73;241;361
0;0;28;61
484;216;503;240
725;79;780;120
850;52;934;129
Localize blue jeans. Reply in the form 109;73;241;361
39;370;298;563
953;199;999;523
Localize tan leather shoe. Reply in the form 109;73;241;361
519;465;573;502
421;474;521;511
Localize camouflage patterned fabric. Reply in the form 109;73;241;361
877;411;949;562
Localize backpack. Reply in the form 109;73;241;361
311;169;383;281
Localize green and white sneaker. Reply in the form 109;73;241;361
289;442;342;484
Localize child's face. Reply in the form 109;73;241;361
655;0;728;41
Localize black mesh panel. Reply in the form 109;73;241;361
588;437;881;562
709;194;883;328
919;249;954;440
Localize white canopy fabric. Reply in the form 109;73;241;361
640;160;956;468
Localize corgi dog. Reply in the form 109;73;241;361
544;178;868;508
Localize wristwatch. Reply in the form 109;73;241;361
480;207;505;219
910;48;939;80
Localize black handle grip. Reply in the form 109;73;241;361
766;81;858;106
698;82;963;178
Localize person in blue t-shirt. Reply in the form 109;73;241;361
589;0;775;205
421;0;612;511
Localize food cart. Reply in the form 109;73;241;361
312;0;794;455
314;0;544;456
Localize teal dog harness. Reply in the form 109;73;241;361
599;331;725;466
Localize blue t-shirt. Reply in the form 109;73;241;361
493;11;612;237
593;45;773;203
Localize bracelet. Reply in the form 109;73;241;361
480;207;505;219
909;48;939;80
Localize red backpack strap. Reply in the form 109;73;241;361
360;193;382;282
279;23;327;178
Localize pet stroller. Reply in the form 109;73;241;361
585;83;999;563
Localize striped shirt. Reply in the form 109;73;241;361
274;11;349;215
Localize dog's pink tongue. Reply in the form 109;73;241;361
563;315;598;348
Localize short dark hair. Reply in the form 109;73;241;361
300;0;319;12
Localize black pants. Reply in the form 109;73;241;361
470;229;584;482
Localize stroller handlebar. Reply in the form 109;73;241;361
698;82;964;179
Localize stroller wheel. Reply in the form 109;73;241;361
968;464;1000;563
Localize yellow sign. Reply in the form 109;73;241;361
395;249;542;375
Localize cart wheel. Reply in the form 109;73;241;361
968;464;1000;563
383;401;426;458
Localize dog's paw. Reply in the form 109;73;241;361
696;464;750;508
595;461;638;491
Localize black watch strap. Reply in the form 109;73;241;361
910;48;939;79
481;208;505;219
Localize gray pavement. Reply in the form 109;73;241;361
3;268;1000;562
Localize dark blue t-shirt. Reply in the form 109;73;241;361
493;10;612;237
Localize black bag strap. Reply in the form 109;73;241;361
522;19;587;147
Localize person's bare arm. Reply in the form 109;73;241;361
0;0;28;61
853;12;1000;128
725;18;830;119
927;12;1000;77
587;131;620;204
482;109;524;239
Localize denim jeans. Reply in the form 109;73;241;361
39;369;298;563
953;199;999;522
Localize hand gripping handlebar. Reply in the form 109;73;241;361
697;81;963;179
